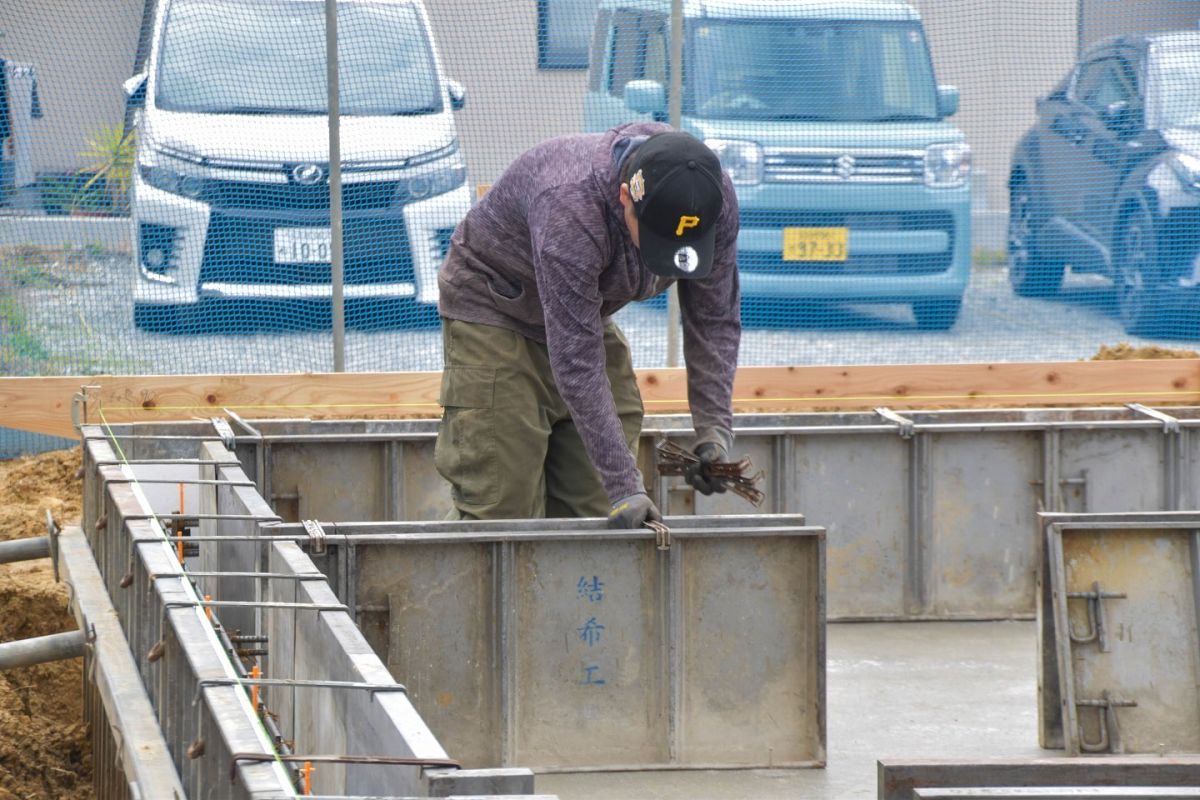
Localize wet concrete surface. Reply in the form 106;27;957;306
538;620;1054;800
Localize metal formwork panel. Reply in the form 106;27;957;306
878;756;1200;800
926;431;1042;617
81;405;1200;622
81;424;544;799
1041;513;1200;756
56;525;187;799
1056;428;1168;513
81;436;298;798
283;516;825;771
793;432;908;619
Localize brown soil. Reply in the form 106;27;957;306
1091;343;1200;360
0;448;92;800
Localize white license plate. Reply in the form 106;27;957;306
274;227;331;264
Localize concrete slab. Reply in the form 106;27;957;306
539;621;1050;800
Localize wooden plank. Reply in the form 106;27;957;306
880;758;1200;800
3;359;1200;440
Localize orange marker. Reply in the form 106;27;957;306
301;760;314;795
204;595;212;622
249;665;261;710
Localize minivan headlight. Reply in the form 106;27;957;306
395;160;467;205
925;143;971;188
140;163;206;199
705;138;763;185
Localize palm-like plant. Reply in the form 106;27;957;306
77;123;137;214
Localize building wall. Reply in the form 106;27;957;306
1;0;143;174
1081;0;1200;50
912;1;1078;211
425;0;589;190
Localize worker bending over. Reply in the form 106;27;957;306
436;122;740;529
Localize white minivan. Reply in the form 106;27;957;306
124;0;470;331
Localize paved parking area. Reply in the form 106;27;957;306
14;250;1200;376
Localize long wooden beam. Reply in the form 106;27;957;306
3;359;1200;440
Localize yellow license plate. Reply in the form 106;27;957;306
782;227;849;262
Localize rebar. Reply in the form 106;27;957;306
654;440;766;506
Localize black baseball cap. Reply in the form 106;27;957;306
621;131;724;280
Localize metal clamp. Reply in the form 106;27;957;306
1067;580;1126;652
875;407;915;439
70;384;100;433
44;509;60;583
1077;690;1137;753
1127;403;1181;434
302;519;328;555
646;519;671;550
211;417;238;451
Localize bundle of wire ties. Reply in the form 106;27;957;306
654;440;766;507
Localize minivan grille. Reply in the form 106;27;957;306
764;149;925;184
204;179;399;211
737;210;955;276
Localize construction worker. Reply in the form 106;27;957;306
435;122;740;528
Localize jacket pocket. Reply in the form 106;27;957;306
436;366;498;506
487;278;543;321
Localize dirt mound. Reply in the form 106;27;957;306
0;448;92;800
1091;343;1200;360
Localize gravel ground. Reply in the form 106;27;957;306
14;249;1200;375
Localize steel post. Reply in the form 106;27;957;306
0;535;49;563
0;629;85;671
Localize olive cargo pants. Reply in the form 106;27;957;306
435;318;644;519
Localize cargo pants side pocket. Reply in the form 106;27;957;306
435;365;498;507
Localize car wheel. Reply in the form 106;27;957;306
134;303;194;334
1115;200;1163;336
1007;180;1064;298
912;296;963;331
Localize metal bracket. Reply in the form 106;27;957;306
210;418;237;451
875;407;915;439
1127;403;1181;434
70;384;101;434
646;519;672;551
1067;580;1126;652
44;509;60;583
302;519;328;555
1077;690;1137;753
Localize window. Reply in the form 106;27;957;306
607;11;669;97
538;0;601;70
587;9;613;91
1073;57;1135;116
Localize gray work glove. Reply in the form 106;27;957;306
684;442;729;496
608;492;662;529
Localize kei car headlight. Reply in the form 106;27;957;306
139;163;206;199
925;143;971;188
705;138;763;185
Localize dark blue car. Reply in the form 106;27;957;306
1008;31;1200;335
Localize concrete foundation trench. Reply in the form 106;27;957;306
5;407;1200;797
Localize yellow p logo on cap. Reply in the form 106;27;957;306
675;215;700;237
